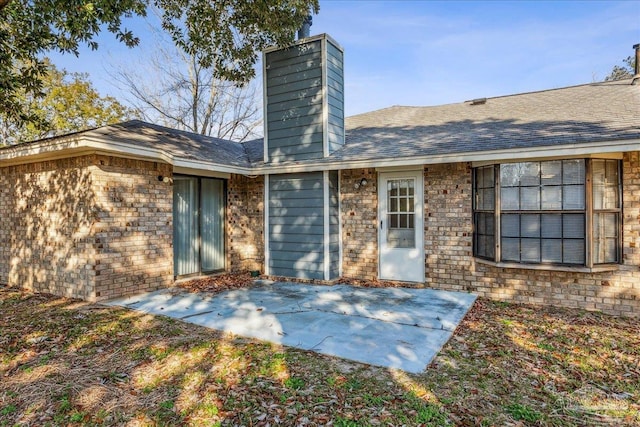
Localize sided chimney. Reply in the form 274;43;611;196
262;29;345;163
632;43;640;84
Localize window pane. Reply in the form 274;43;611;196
563;159;585;185
594;213;618;264
390;197;397;212
502;214;520;237
563;185;584;209
541;186;562;210
500;163;520;187
541;214;562;238
389;214;398;228
521;163;540;186
484;213;495;235
563;239;585;264
482;166;494;188
399;197;407;212
541;161;562;185
563;214;584;239
521;214;540;238
201;179;225;271
501;187;520;210
592;160;620;210
388;181;398;196
521;239;541;262
399;214;408;228
480;188;494;210
541;239;562;263
521;187;540;210
501;238;520;261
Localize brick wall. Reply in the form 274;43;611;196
0;155;174;301
423;163;474;290
90;155;173;300
0;157;98;299
423;154;640;317
340;168;378;280
227;174;264;273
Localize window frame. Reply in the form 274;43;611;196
472;159;622;268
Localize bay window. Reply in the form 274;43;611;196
473;159;621;267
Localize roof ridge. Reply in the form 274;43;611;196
484;79;634;101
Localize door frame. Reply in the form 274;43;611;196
172;174;227;278
378;170;425;282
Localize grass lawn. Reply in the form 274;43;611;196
1;285;638;426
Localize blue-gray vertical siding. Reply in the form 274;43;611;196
265;40;324;162
328;171;340;279
269;172;325;279
326;40;345;154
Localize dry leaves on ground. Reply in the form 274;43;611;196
176;272;255;294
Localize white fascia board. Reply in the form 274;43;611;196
0;135;254;175
248;138;640;174
3;135;638;176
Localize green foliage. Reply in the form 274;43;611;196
0;0;319;139
0;0;145;128
0;60;134;144
505;403;543;423
284;376;305;390
604;55;636;81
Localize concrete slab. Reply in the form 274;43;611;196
105;282;476;373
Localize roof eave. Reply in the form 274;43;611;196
2;134;638;175
0;133;255;175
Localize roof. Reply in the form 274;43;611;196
1;79;638;173
337;79;639;163
86;121;252;168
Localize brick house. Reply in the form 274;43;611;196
1;34;639;316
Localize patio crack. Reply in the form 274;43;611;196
310;308;453;331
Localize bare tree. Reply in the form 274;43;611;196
111;25;262;142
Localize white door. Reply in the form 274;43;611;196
379;171;424;282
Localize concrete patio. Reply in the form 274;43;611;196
106;281;476;373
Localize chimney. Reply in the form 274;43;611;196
263;34;345;163
297;15;312;40
633;43;640;84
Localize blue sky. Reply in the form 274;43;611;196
50;0;640;116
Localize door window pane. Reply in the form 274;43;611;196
201;179;225;272
387;178;415;248
173;177;199;276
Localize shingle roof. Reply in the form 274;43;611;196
86;120;252;167
2;80;638;169
335;79;640;163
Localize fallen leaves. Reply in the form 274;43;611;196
1;284;639;426
176;272;255;294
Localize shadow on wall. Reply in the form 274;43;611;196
90;159;173;300
5;159;98;300
2;156;174;301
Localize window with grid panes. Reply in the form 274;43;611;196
472;159;621;267
387;179;416;248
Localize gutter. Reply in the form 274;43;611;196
1;134;639;175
